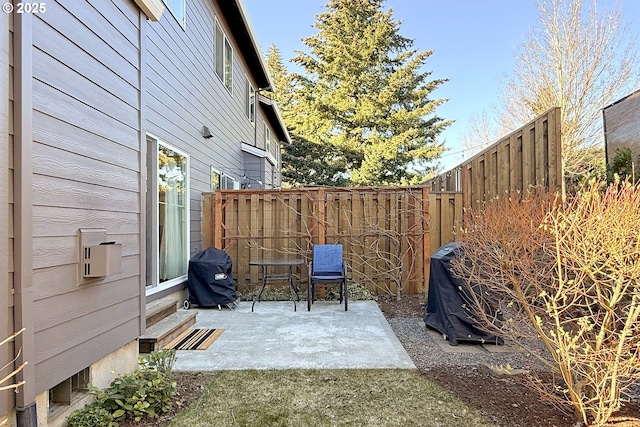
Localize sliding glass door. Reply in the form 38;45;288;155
146;136;189;291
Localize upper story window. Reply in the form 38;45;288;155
163;0;186;28
264;124;271;153
245;78;255;124
215;19;233;93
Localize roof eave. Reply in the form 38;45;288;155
258;94;291;144
216;0;274;90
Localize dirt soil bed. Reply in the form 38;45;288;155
378;294;640;427
121;295;640;427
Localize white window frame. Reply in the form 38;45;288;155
246;77;255;124
211;167;221;192
211;167;239;191
215;18;233;94
223;175;240;190
264;124;271;153
163;0;186;29
146;134;190;295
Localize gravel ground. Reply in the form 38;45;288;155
389;316;640;400
387;317;543;370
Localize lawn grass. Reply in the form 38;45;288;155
166;369;492;427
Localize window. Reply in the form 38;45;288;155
163;0;186;28
158;144;188;283
215;19;233;93
264;124;271;153
211;167;239;191
245;78;255;124
146;136;189;289
211;168;221;191
49;367;90;411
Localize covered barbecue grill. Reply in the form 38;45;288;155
184;247;238;309
423;242;502;346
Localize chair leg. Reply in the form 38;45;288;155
344;281;348;311
307;281;312;311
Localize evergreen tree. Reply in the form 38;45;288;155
266;45;340;186
287;0;451;186
282;134;351;187
267;43;357;186
265;44;291;107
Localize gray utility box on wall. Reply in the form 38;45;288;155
79;228;122;279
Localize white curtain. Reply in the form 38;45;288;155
159;160;186;281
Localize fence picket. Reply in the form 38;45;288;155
202;187;432;295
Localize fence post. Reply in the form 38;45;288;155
422;187;430;293
318;188;325;244
202;193;212;248
214;190;222;249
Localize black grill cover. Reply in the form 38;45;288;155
423;242;502;346
187;247;238;307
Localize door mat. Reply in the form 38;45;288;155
164;328;224;350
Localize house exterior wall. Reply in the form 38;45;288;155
4;0;287;424
144;0;279;263
241;151;263;188
245;103;283;189
29;0;142;402
604;90;640;163
35;341;138;427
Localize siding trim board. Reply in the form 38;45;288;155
1;5;12;417
13;10;37;412
134;0;165;21
241;142;267;158
139;9;148;335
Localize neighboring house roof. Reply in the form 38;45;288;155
258;94;291;144
602;88;640;111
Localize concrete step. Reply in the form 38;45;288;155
139;309;197;354
145;298;179;329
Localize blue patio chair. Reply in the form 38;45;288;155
307;244;347;311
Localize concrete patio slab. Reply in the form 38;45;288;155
172;300;416;371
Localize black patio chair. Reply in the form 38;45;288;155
307;244;348;311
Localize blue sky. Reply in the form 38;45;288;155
242;0;640;171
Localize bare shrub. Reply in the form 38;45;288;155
452;183;640;426
0;328;26;393
244;190;428;298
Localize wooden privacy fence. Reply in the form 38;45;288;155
426;107;563;210
202;186;431;295
428;192;463;253
201;109;563;296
